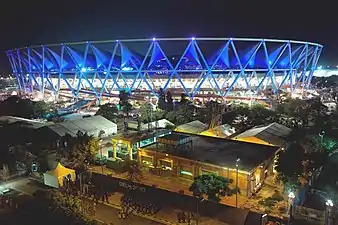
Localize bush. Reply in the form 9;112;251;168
279;206;287;214
271;191;284;202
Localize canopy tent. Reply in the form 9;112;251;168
43;163;76;188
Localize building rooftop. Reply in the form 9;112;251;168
145;132;279;172
112;129;170;143
233;123;291;147
175;120;208;134
38;115;117;139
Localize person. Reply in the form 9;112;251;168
182;212;186;223
177;211;181;223
187;214;191;225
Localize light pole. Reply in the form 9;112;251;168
325;199;334;225
236;158;240;208
196;197;205;225
319;130;325;153
288;191;295;219
261;213;268;225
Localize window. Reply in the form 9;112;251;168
179;166;194;179
201;169;217;176
159;159;172;170
139;137;156;148
141;155;153;167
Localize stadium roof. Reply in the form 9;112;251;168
39;115;116;138
233;123;291;147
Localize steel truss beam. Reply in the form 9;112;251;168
8;38;323;100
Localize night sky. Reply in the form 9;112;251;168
0;0;337;74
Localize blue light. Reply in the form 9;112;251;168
317;65;323;70
152;37;156;41
191;37;195;41
81;67;87;72
116;40;119;42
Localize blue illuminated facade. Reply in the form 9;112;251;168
6;38;323;100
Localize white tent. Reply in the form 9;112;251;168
43;163;76;188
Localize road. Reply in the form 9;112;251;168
83;198;163;225
1;177;164;225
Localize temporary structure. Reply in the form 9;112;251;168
43;163;76;188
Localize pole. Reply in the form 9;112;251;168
236;165;239;208
236;158;240;208
196;198;199;225
100;148;103;174
99;139;103;174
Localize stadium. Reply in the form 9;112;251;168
6;38;323;103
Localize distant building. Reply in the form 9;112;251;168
232;123;291;147
175;120;208;134
200;124;237;138
37;115;117;140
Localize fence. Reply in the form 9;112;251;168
293;205;325;224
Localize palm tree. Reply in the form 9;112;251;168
122;159;143;182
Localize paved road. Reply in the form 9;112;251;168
83;198;163;225
3;177;163;225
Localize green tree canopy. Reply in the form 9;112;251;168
0;96;56;119
122;159;143;181
95;103;118;122
189;174;239;202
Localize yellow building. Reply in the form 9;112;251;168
232;123;291;147
110;130;171;160
138;132;280;197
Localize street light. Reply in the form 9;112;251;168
288;191;295;217
236;158;240;208
261;214;268;225
319;130;325;153
325;199;334;225
196;196;205;225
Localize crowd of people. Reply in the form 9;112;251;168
118;192;160;220
176;211;196;224
0;194;15;208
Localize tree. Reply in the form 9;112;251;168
189;174;239;202
139;102;165;124
157;88;167;110
166;91;174;110
122;159;143;182
26;190;97;225
59;132;100;169
165;103;195;125
275;143;305;189
95;103;118;122
119;90;132;117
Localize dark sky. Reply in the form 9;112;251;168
0;0;337;73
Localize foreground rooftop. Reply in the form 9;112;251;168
145;132;279;172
